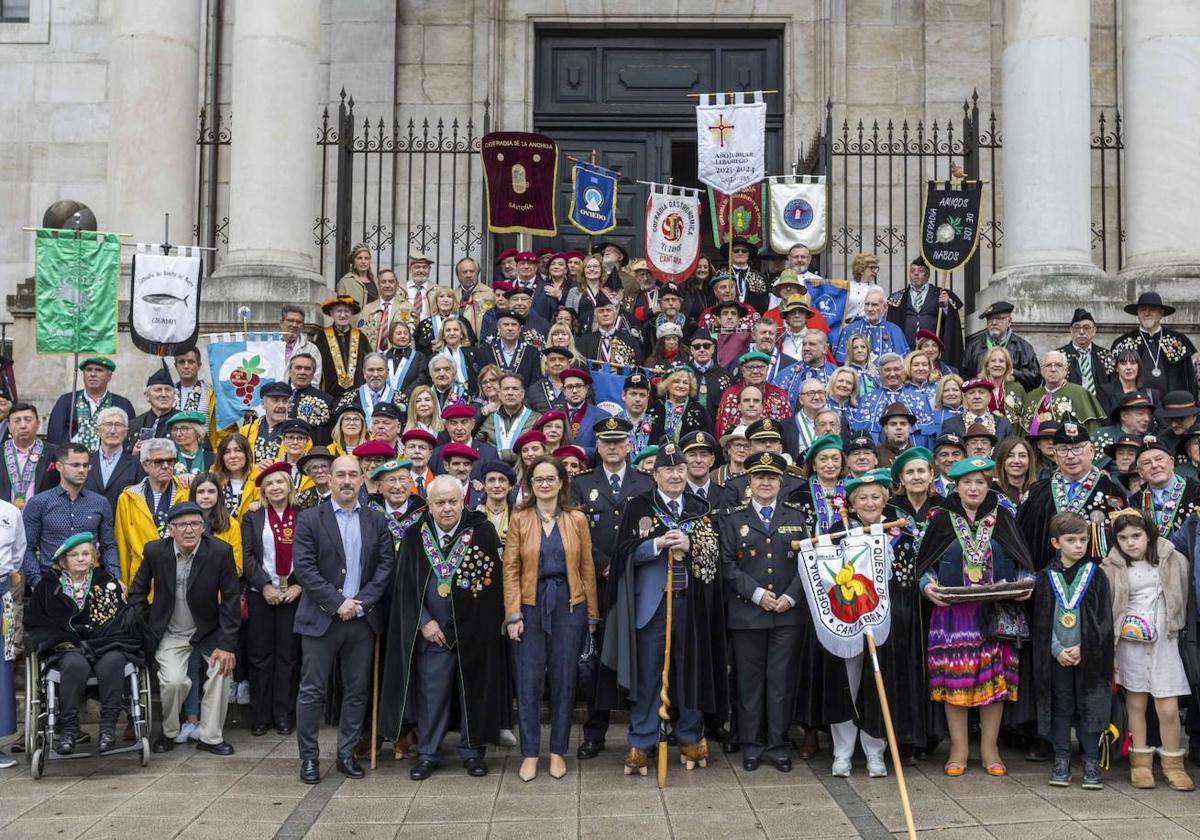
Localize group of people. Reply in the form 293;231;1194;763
2;238;1199;796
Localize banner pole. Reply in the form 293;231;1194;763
161;212;172;256
935;270;946;336
726;193;733;273
587;149;597;257
866;629;918;840
66;217;83;442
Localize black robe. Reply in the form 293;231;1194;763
377;509;508;743
962;332;1042;391
887;285;964;369
1111;328;1198;398
1031;558;1113;740
1017;470;1128;571
23;567;147;666
594;490;727;717
647;398;712;445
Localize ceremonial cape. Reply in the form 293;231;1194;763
1017;472;1127;571
916;490;1033;579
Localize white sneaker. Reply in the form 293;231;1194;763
0;753;15;769
831;756;852;777
497;728;518;747
866;754;888;778
175;722;198;744
237;681;251;705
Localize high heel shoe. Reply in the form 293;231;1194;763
518;757;539;782
549;753;567;779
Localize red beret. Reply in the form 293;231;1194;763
400;428;437;447
254;461;294;487
915;328;944;350
561;250;585;260
492;280;513;293
352;440;397;458
962;378;995;393
513;429;547;451
534;409;566;429
553;445;589;467
560;367;592;385
536;247;556;258
515;251;538;263
495;248;517;264
441;403;477;420
442;442;480;462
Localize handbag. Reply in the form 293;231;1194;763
239;580;250;622
576;630;599;700
987;600;1030;642
1119;613;1157;644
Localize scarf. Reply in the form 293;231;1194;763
267;505;296;577
73;391;112;451
4;439;43;508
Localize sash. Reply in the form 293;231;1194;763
1146;478;1187;535
73;391;112;451
357;383;395;432
4;439;43;508
949;511;996;585
1052;468;1101;514
1047;562;1096;629
493;408;532;452
141;480;175;537
420;522;474;596
324;326;362;389
387;350;416;392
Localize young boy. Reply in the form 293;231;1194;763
1033;511;1114;790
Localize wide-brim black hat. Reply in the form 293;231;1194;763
593;241;628;266
1125;291;1176;317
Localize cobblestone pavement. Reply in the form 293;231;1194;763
2;722;1200;840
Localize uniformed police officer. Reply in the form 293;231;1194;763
570;415;652;760
720;452;808;772
720;418;804;508
680;430;723;503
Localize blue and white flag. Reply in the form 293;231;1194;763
767;176;827;254
206;332;288;431
568;161;618;235
811;284;848;347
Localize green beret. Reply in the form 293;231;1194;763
736;350;772;367
370;458;413;480
633;445;659;465
889;447;933;483
804;433;845;464
164;411;207;427
78;356;115;372
53;531;96;560
947;456;995;479
845;468;894;497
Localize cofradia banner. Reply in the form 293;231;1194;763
920;180;983;272
810;284;848;347
481;132;559;236
34;229;119;355
695;91;766;194
206;332;287;431
768;177;827;254
644;184;702;283
707;183;765;247
129;244;202;356
568;161;618;235
797;526;891;658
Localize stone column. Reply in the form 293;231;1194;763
107;0;202;244
210;0;325;319
1120;1;1200;292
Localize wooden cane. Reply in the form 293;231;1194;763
790;518;909;550
657;548;678;789
370;635;380;770
866;629;918;840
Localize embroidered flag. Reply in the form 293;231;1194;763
568;161;618;235
644;184;702;282
129;245;203;356
810;284;848;347
480;132;559;236
920;180;984;272
206;332;288;431
34;229;120;355
695;91;766;194
707;183;765;248
767;177;827;254
797;526;892;658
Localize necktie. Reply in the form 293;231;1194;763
441;533;452;551
1078;350;1094;392
416;474;425;497
413;286;425;319
601;334;612;362
610;473;621;494
697;486;707;500
913;286;926;311
379;300;391;347
669;500;681;519
760;505;773;528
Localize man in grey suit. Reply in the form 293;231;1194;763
292;455;395;784
720;452;808;772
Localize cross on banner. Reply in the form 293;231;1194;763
695;91;766;194
708;115;735;147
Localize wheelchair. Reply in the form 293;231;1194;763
23;648;153;779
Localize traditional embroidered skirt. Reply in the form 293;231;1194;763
927;602;1018;708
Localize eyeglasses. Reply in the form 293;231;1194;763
63;461;91;470
801;390;825;397
691;342;714;350
1053;444;1087;456
98;422;127;430
732;248;749;254
147;458;176;466
531;476;558;485
171;520;203;531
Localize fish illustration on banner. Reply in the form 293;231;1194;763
129;244;202;356
920;180;984;272
695;91;766;194
707;183;765;248
34;229;120;355
568;161;618;235
796;526;892;658
206;332;288;431
767;177;827;254
480;132;559;236
644;184;702;282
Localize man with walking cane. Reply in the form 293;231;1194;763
594;438;726;780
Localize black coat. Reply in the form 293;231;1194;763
83;448;143;512
476;342;542;388
241;506;297;592
125;409;178;451
887;285;965;369
1112;328;1198;398
1017;471;1128;571
1031;559;1113;739
569;466;652;585
127;535;241;657
46;392;135;446
378;510;508;742
720;500;808;630
647;398;712;445
917;490;1034;579
1058;342;1115;393
23;567;145;664
0;441;59;503
383;348;432;396
962;333;1042;391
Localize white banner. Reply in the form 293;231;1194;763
768;177;827;254
130;246;202;354
696;91;766;194
644;184;702;283
797;526;891;658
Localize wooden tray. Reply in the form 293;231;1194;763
936;579;1034;604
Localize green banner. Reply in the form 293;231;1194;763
35;229;120;355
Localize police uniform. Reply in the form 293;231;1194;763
719;418;803;509
570;415;653;756
720;452;808;771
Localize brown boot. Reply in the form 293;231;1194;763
799;730;820;760
679;738;709;770
622;747;649;776
1129;747;1156;789
1160;749;1196;791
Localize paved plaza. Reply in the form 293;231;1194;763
2;711;1200;840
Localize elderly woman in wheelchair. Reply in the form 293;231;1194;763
23;532;145;756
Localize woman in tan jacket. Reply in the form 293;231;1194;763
503;455;599;782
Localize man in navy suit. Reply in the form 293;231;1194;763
292;455;395;784
83;406;143;511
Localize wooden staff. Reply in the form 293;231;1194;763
935;270;946;337
657;548;678;788
791;518;909;549
726;194;734;276
866;628;918;840
369;635;380;770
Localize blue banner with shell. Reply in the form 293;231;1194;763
568;161;618;236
